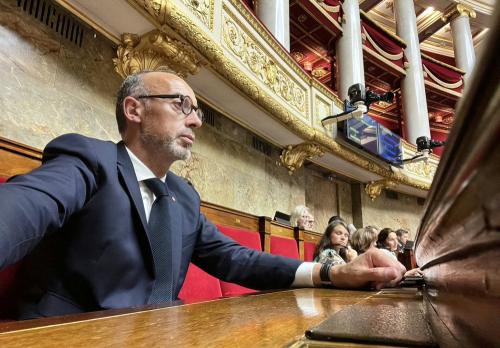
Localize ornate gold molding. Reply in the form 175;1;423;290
365;179;396;201
222;10;307;114
311;79;343;109
113;30;203;78
180;0;214;30
442;3;477;23
404;160;436;179
280;143;325;175
127;0;432;192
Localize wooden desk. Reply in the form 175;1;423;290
0;288;421;347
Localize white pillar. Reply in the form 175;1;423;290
255;0;290;51
394;0;430;144
446;4;477;81
335;0;365;100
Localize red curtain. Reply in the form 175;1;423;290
362;21;404;56
422;57;463;84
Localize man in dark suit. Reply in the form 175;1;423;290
0;71;405;319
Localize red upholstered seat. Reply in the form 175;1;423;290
178;263;222;304
217;225;260;297
270;236;300;259
304;241;317;262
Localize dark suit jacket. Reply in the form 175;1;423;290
0;134;301;318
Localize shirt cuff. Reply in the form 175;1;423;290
291;262;317;287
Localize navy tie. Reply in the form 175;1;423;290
143;178;174;303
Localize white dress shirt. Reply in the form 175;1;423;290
125;147;316;287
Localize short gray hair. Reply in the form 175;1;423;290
115;72;150;134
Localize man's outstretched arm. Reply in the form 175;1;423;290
310;248;406;289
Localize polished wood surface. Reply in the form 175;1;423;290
201;201;260;231
413;6;500;347
0;288;422;348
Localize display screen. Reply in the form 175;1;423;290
345;114;402;166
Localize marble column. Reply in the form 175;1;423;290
335;0;365;100
255;0;290;51
444;4;477;81
394;0;430;144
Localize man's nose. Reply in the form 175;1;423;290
186;111;202;128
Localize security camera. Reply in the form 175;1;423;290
321;84;394;126
416;136;445;153
401;136;445;164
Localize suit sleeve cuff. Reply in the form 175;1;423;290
291;262;316;287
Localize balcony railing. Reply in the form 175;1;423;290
421;53;465;96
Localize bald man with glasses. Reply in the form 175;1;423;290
0;71;405;319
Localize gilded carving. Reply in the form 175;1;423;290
280;143;325;175
130;0;168;22
113;31;203;79
126;0;433;192
291;52;304;62
365;180;396;201
180;0;214;30
442;3;477;23
222;12;307;114
312;68;328;79
314;95;332;131
226;0;311;83
401;143;438;180
404;161;436;179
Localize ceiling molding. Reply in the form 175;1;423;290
452;0;494;16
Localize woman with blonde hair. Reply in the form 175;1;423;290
289;205;314;230
351;227;378;254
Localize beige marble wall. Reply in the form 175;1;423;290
360;191;425;240
0;0;121;149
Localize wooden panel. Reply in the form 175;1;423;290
200;201;259;231
269;222;295;239
0;137;42;177
304;230;322;244
0;288;421;347
414;7;500;347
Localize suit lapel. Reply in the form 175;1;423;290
116;142;156;275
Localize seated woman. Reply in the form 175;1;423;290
313;220;357;266
290;205;314;230
351;226;379;254
376;228;399;259
377;228;423;277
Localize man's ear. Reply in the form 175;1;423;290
123;96;144;125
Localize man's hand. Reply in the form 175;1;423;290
329;248;406;290
346;246;358;262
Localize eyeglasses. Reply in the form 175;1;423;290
137;94;204;123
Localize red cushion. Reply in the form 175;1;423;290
270;236;300;259
304;241;317;262
0;177;6;183
217;225;260;297
178;263;222;304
